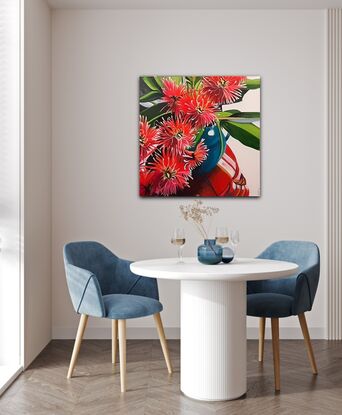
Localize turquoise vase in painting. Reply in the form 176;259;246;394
197;239;223;265
193;125;229;177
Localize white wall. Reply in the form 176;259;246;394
24;0;52;366
52;9;326;339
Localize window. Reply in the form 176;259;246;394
0;0;22;394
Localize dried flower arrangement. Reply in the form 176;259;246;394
179;200;219;239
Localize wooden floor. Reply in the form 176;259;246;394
0;339;341;414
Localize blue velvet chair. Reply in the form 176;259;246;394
247;241;320;391
63;241;172;392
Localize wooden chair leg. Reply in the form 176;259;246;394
112;320;118;365
67;314;88;379
298;313;318;375
118;319;126;392
271;317;280;391
258;317;266;362
154;313;173;374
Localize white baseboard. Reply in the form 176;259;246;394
52;326;326;340
52;327;181;340
247;327;325;340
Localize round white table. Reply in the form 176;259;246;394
130;257;298;402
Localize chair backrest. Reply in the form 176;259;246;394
63;241;159;299
64;241;118;294
248;240;320;298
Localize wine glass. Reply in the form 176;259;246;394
230;230;240;254
215;227;229;245
171;228;185;263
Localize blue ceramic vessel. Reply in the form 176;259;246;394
197;239;223;265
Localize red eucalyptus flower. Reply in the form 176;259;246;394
162;79;186;114
178;91;216;129
149;149;190;196
140;169;155;196
184;140;208;170
139;116;159;162
158;118;196;154
202;76;246;105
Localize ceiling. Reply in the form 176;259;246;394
46;0;342;9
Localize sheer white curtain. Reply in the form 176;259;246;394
0;0;22;394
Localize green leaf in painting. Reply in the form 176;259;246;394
154;76;164;88
193;77;202;88
231;112;260;119
139;77;151;97
185;76;194;89
246;78;261;89
142;76;162;91
221;120;260;150
139;90;163;103
193;128;205;147
216;110;260;123
216;120;227;160
216;110;240;119
140;102;170;125
186;76;202;89
170;76;183;85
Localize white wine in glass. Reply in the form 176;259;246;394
171;228;185;263
215;227;229;245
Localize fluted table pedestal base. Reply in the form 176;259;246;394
181;280;246;401
131;257;298;401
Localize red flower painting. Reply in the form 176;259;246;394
139;75;261;197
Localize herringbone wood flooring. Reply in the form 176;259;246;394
0;339;341;414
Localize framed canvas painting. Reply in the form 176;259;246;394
139;76;260;197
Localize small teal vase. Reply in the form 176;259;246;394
198;239;223;265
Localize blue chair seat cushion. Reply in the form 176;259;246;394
247;293;294;318
103;294;163;319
